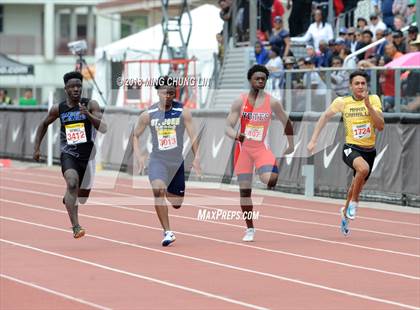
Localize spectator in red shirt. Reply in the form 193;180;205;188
271;0;285;27
381;43;404;111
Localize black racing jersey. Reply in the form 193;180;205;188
59;98;95;161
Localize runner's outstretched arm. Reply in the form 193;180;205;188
307;106;337;154
271;98;294;154
132;111;150;173
33;104;59;161
225;98;243;141
183;107;201;176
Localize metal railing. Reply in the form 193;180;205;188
282;66;420;113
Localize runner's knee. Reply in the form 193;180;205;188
66;178;78;192
356;165;370;178
239;188;252;197
152;187;166;198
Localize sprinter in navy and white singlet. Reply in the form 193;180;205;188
33;71;107;238
132;76;201;246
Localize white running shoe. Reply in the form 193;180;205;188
346;201;358;220
162;231;176;247
242;228;255;242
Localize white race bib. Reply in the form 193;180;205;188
352;123;371;140
244;124;264;141
65;123;87;145
157;128;177;150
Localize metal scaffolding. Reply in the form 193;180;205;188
159;0;192;65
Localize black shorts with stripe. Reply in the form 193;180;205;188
342;144;376;181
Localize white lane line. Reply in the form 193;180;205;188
5;170;420;227
1;221;419;310
0;274;112;310
1;187;420;259
1;177;419;241
0;240;268;310
1;200;420;281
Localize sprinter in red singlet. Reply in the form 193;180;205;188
225;65;294;242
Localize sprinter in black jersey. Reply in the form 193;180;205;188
33;71;107;238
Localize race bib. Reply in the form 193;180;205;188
244;124;264;141
352;123;371;140
157;128;177;151
65;123;87;145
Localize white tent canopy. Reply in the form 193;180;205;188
94;4;223;106
101;4;222;59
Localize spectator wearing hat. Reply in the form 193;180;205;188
254;41;269;65
318;40;333;67
357;17;369;31
407;0;417;24
338;27;347;41
407;26;419;48
335;38;347;56
393;30;406;54
408;33;420;52
291;8;333;52
369;14;387;40
393;15;405;31
284;56;302;91
284;56;296;70
269;16;292;58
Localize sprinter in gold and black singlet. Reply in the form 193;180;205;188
307;70;384;236
33;71;107;238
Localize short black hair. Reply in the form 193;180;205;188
350;70;370;83
247;64;269;80
269;45;281;56
154;75;177;90
362;29;374;37
63;71;83;85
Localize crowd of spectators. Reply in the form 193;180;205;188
217;0;419;112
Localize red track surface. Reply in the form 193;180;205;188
1;166;419;309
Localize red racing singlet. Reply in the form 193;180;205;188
239;93;272;146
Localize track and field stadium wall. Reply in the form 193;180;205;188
1;106;419;207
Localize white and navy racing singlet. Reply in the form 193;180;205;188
148;101;185;162
59;98;96;161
